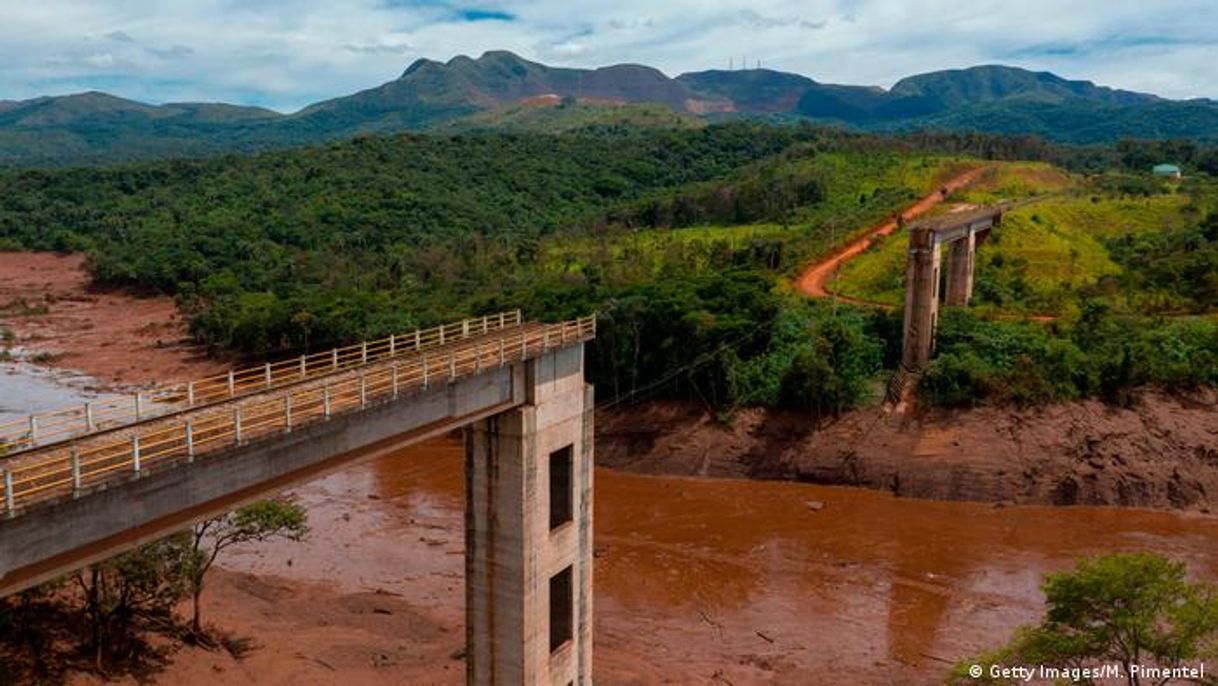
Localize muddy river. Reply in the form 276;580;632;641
215;436;1218;684
6;359;1218;683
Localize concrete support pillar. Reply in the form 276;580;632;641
900;228;943;371
465;345;594;686
944;230;977;307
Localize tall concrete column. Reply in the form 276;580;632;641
465;345;594;685
900;228;943;371
944;230;977;307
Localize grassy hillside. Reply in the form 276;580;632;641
542;152;974;283
832;163;1204;315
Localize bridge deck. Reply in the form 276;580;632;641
0;315;596;519
0;311;530;452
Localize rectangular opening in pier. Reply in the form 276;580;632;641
549;444;573;531
550;565;573;653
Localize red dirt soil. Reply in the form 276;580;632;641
0;252;225;387
794;166;988;302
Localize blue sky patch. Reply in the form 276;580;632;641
457;8;516;22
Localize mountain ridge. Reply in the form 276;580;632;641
2;50;1215;167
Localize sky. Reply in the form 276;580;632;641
2;0;1216;112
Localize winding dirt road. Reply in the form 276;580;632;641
795;166;988;301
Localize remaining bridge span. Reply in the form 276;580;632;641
900;205;1003;371
0;312;597;686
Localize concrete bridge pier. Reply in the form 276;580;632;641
465;344;594;685
944;231;976;307
900;227;943;371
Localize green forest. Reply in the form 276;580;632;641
2;123;1217;413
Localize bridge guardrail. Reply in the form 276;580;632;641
0;315;595;518
0;310;525;454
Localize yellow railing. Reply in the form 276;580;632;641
0;315;595;518
0;311;524;454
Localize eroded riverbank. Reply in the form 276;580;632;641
598;395;1218;511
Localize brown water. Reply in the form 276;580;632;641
220;437;1218;684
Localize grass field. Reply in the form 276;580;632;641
832;162;1199;315
539;152;982;284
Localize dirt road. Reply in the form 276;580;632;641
794;167;988;302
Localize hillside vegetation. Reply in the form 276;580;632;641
833;163;1208;316
2;124;1216;411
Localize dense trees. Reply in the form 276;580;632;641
922;305;1218;407
2;122;1216;410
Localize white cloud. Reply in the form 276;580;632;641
0;0;1214;111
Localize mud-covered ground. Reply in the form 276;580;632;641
0;252;224;386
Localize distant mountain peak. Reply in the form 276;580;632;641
401;58;439;77
890;64;1161;107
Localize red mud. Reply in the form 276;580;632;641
69;437;1218;686
0;252;224;387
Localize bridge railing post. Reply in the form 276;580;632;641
332;349;339;370
233;407;242;446
132;435;141;474
499;337;505;367
265;363;272;388
449;351;456;380
361;342;368;365
70;444;81;497
228;370;236;398
299;355;307;379
391;364;400;399
359;372;367;409
28;415;38;445
3;469;13;518
422;355;430;389
185;420;195;462
284;394;293;433
85;401;95;432
323;387;331;419
186;382;195;407
389;334;396;357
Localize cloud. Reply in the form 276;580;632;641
735;10;798;30
150;45;195;60
0;0;1213;112
343;42;415;55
